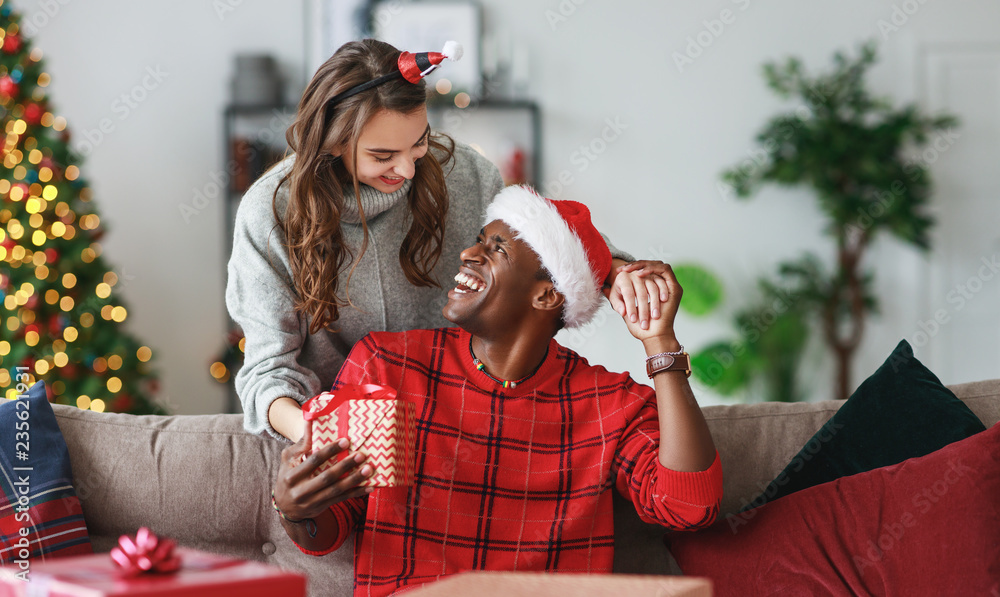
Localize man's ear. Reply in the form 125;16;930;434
532;280;565;314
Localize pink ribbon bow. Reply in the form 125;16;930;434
110;527;182;577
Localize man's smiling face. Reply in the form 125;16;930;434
442;219;552;335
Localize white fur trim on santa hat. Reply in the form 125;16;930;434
485;185;603;329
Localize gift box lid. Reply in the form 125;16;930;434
0;547;306;597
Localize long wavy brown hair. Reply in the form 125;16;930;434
272;39;454;335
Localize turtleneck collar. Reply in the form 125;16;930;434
339;178;413;224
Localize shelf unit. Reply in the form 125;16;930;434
220;103;296;414
427;98;542;187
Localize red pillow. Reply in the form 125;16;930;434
667;422;1000;597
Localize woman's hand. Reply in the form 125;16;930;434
272;420;374;521
604;260;676;331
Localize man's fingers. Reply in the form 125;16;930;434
316;462;375;504
285;437;350;486
289;448;367;502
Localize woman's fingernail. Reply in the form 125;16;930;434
354;453;365;463
338;438;349;448
630;314;637;323
652;309;660;319
361;465;373;476
641;320;648;330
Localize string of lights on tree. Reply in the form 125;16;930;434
0;1;163;414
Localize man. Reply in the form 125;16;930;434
272;185;722;596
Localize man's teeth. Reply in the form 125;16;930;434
453;272;485;292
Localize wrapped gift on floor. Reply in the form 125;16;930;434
303;384;416;487
0;528;306;597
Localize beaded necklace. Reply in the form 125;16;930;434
469;338;547;389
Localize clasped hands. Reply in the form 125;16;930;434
604;260;682;344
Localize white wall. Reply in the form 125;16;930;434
481;0;1000;403
31;1;307;414
27;0;999;413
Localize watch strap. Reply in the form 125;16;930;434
646;352;691;379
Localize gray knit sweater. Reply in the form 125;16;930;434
226;142;632;441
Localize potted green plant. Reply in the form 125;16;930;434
720;41;957;400
677;265;810;403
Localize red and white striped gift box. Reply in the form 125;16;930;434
302;384;415;487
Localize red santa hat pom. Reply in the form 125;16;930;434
485;185;612;329
397;41;463;84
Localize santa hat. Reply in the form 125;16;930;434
324;41;462;123
397;41;463;83
485;185;612;329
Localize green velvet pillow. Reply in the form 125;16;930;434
742;339;986;511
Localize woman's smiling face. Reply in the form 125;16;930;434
339;106;430;193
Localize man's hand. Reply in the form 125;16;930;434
272;420;374;521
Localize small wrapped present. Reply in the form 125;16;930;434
303;384;416;487
0;528;306;596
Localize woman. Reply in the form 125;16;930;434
226;39;660;443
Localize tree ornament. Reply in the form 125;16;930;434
112;394;134;413
48;314;63;335
23;101;42;125
0;75;18;99
40;156;59;176
2;33;21;54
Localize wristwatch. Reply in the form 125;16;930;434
646;351;692;379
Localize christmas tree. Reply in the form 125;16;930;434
0;1;163;414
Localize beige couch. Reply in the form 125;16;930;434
52;379;1000;596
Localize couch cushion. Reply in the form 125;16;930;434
50;404;353;597
1;381;91;563
948;378;1000;427
667;421;1000;596
742;339;986;510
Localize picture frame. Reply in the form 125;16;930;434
304;0;374;79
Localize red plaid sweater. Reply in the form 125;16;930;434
294;328;722;595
